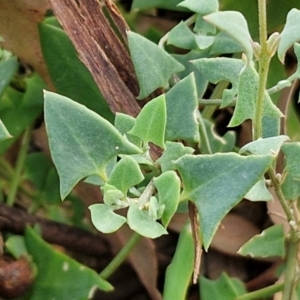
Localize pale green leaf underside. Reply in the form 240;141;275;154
129;94;166;148
25;227;112;300
165;73;200;142
178;0;219;15
204;11;253;61
127;31;184;99
154;171;181;226
127;204;168;238
278;8;300;63
239;135;289;156
44;91;141;199
238;225;285;258
244;178;273;201
89;204;127;233
0;119;12;141
175;153;274;249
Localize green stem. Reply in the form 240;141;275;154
254;0;270;140
7;126;32;206
235;282;283;300
202;81;229;119
199;98;236;106
99;232;141;279
197;111;212;154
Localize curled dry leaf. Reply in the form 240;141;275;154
0;0;52;86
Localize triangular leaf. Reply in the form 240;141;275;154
127;31;184;99
178;0;219;15
127;204;168;238
175;153;274;249
278;9;300;63
238;225;285;258
154;171;181;226
204;11;253;61
156;141;194;172
200;273;246;300
89;203;127;233
239;135;289;156
165;73;200;142
129;94;166;148
0;119;12;141
244;178;273;201
44;91;141;199
25;227;112;300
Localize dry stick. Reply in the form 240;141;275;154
0;202;108;258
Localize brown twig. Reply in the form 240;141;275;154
0;203;108;258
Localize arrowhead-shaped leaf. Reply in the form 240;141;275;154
238;225;285;258
129;94;166;148
178;0;218;14
89;203;127;233
165;73;200;142
244;178;273;201
25;227;112;300
154;171;181;226
127;204;168;238
127;31;184;99
204;11;253;61
44;91;141;199
175;153;274;249
278;9;300;63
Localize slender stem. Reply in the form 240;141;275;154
197;111;212;154
202;81;229;119
235;282;283;300
254;0;270;140
99;232;141;279
7;126;32;206
199;98;236;106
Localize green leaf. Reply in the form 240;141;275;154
200;273;246;300
0;56;18;98
44;91;141;199
238;225;285;258
204;11;253;61
178;0;219;14
173;51;209;97
108;156;144;194
210;32;243;55
156;141;194;172
281;142;300;200
175;153;274;249
154;171;180;226
163;224;194;300
5;235;28;259
39;20;113;121
131;0;184;11
278;9;300;63
25;227;113;300
127;31;184;99
244;178;273;201
0;119;11;141
128;94;166;148
229;63;283;127
127;204;167;238
203;119;235;153
89;203;127;233
239;135;289;156
165;73;200;142
192;58;244;107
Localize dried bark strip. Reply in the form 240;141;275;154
0;203;108;258
48;0;141;117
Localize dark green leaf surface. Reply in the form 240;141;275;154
39;20;113;121
200;273;246;300
25;227;112;300
163;224;194;300
238;225;285;258
89;203;127;233
44;91;141;199
175;153;274;249
127;31;184;99
131;0;184;10
129;94;166;148
165;73;200;142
